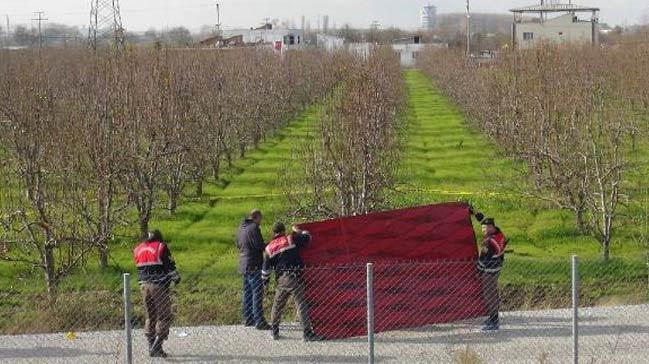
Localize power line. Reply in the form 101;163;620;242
31;11;48;50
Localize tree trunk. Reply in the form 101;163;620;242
44;245;57;296
167;191;178;214
601;238;610;261
195;176;204;197
97;181;112;269
139;217;149;241
211;159;220;182
99;244;109;268
575;209;588;234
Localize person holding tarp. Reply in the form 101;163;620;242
470;208;507;332
236;209;272;330
133;230;181;358
262;222;323;341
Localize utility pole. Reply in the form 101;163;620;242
214;3;222;37
466;0;471;56
32;11;48;50
4;15;9;47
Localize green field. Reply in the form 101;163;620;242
1;70;647;333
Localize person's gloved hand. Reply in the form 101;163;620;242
475;212;485;222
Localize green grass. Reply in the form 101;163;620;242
398;70;648;260
1;71;647;334
397;70;648;306
0;106;322;333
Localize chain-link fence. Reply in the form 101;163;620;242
1;256;648;363
0;287;126;364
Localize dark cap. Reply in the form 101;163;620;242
147;230;163;242
272;221;286;235
481;218;495;226
249;209;262;219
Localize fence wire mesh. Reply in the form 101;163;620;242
0;289;125;364
1;257;648;363
578;259;649;364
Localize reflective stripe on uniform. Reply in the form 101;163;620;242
265;235;296;259
134;241;164;268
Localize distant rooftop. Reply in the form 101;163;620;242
510;3;600;13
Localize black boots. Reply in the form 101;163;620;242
255;321;272;330
482;314;500;332
150;336;168;358
271;325;280;340
303;329;324;342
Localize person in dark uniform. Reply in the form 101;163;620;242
133;230;181;358
235;209;271;330
470;209;507;331
262;222;322;341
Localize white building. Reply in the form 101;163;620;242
393;44;425;67
317;34;345;52
222;25;304;51
510;3;600;49
420;4;438;31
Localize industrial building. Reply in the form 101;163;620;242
317;34;345;52
317;34;447;68
199;23;304;51
510;3;600;49
420;4;438;31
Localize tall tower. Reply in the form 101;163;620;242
420;4;437;31
322;15;329;34
88;0;125;50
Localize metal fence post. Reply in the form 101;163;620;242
366;263;375;364
572;255;579;364
123;273;133;364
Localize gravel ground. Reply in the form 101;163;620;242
1;304;648;364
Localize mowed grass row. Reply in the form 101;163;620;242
398;70;647;305
0;107;320;332
2;71;646;333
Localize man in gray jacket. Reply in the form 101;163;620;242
235;209;271;330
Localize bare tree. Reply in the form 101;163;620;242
419;45;643;260
283;48;404;219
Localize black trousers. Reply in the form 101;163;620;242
480;270;500;324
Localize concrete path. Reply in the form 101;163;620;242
1;304;648;364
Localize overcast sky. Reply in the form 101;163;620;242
2;0;648;32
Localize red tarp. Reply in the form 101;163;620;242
297;202;487;339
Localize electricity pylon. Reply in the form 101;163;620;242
88;0;125;51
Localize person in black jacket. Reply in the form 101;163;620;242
235;209;271;330
262;222;322;341
133;230;181;358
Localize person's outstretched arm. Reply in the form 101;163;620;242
468;206;485;223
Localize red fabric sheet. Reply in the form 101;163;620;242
297;202;487;339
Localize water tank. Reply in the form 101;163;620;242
420;5;437;31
